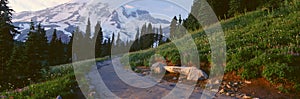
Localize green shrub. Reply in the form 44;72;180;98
2;73;76;98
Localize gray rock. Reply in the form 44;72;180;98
56;95;62;99
244;80;252;84
214;80;221;84
219;89;225;93
186;67;208;81
230;94;235;97
151;62;166;74
242;95;251;99
226;84;232;89
226;92;232;96
142;71;149;75
169;83;176;87
234;82;239;86
173;77;177;80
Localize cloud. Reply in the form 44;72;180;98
124;5;135;9
9;0;72;12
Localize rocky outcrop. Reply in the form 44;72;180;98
163;66;208;81
150;62;166;74
186;67;208;81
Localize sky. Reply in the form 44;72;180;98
8;0;72;12
9;0;192;19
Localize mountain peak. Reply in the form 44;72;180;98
12;1;170;42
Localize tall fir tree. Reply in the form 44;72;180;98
36;23;49;66
85;18;92;39
147;23;153;34
107;37;112;57
83;18;93;59
73;27;85;61
0;0;18;86
141;23;147;37
49;29;65;65
183;13;200;31
133;28;140;51
6;43;28;89
159;25;163;42
95;22;103;58
25;21;47;81
169;16;178;39
178;14;182;24
116;33;121;46
66;35;73;63
111;33;115;46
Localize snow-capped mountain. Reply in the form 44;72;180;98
12;0;170;43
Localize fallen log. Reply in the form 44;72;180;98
163;66;208;81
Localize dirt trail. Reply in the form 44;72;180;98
86;58;231;99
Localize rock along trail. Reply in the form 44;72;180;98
86;58;233;99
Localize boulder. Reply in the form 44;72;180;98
186;67;208;81
56;95;62;99
151;62;166;74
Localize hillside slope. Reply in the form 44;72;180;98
124;1;300;89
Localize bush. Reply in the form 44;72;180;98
2;73;77;98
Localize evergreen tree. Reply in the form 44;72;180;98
116;33;121;46
107;37;112;57
48;29;57;65
66;35;73;63
183;13;200;31
115;33;123;54
141;23;147;37
6;43;28;88
140;23;156;49
178;14;182;24
49;29;65;65
80;18;93;60
0;0;18;86
147;23;153;34
57;38;66;64
132;28;140;51
25;21;46;81
73;27;85;61
111;33;115;46
169;16;178;39
95;22;103;58
85;18;92;39
36;23;49;66
158;25;164;45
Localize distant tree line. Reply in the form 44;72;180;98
72;19;113;60
129;23;167;52
73;19;167;60
0;18;74;91
181;0;290;31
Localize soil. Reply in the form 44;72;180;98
223;72;300;99
136;66;300;99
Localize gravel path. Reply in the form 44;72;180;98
85;58;232;99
